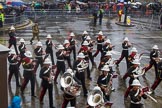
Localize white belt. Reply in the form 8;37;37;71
57;59;64;62
131;101;140;104
24;69;34;71
10;63;18;65
35;56;42;57
97;43;103;45
123;49;128;50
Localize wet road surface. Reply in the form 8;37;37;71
3;16;162;108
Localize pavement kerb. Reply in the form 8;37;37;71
115;22;135;27
0;19;34;31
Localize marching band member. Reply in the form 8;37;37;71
123;59;145;99
129;79;147;108
8;25;19;55
149;59;162;94
39;58;55;108
128;47;144;69
144;45;160;78
98;51;114;72
21;51;36;97
61;68;81;108
18;38;26;67
86;36;95;66
128;47;138;68
8;49;21;87
69;32;76;61
54;44;66;84
73;53;88;97
63;39;72;68
102;39;113;58
81;30;89;44
79;40;91;80
45;34;55;65
97;65;112;101
116;37;132;69
93;31;105;59
34;41;44;74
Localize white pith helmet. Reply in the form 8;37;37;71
124;37;129;41
10;25;15;30
131;79;141;86
86;36;91;40
105;39;111;44
70;32;75;37
152;45;159;50
77;52;85;58
82;41;89;46
131;47;138;53
83;30;88;35
93;86;101;91
43;58;52;64
36;41;43;47
98;31;103;35
57;44;64;50
46;34;52;38
64;40;70;44
66;68;74;76
19;38;25;43
101;65;110;71
24;51;32;58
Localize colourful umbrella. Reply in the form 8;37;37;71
117;3;124;6
0;4;3;9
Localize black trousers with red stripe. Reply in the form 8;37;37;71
40;82;53;107
21;73;35;96
61;97;76;108
145;60;158;78
151;78;162;90
8;65;20;87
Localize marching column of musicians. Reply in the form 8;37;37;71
7;26;161;108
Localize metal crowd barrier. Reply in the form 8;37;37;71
4;14;28;26
23;9;154;18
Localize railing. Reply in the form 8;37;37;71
4;14;28;26
24;9;118;18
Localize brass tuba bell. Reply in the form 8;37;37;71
87;86;104;107
60;72;73;88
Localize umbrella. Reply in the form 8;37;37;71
136;2;142;5
6;0;25;6
0;4;3;9
34;2;41;8
11;2;24;6
131;2;137;5
117;3;124;6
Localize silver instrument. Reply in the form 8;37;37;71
60;71;81;96
87;88;104;107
